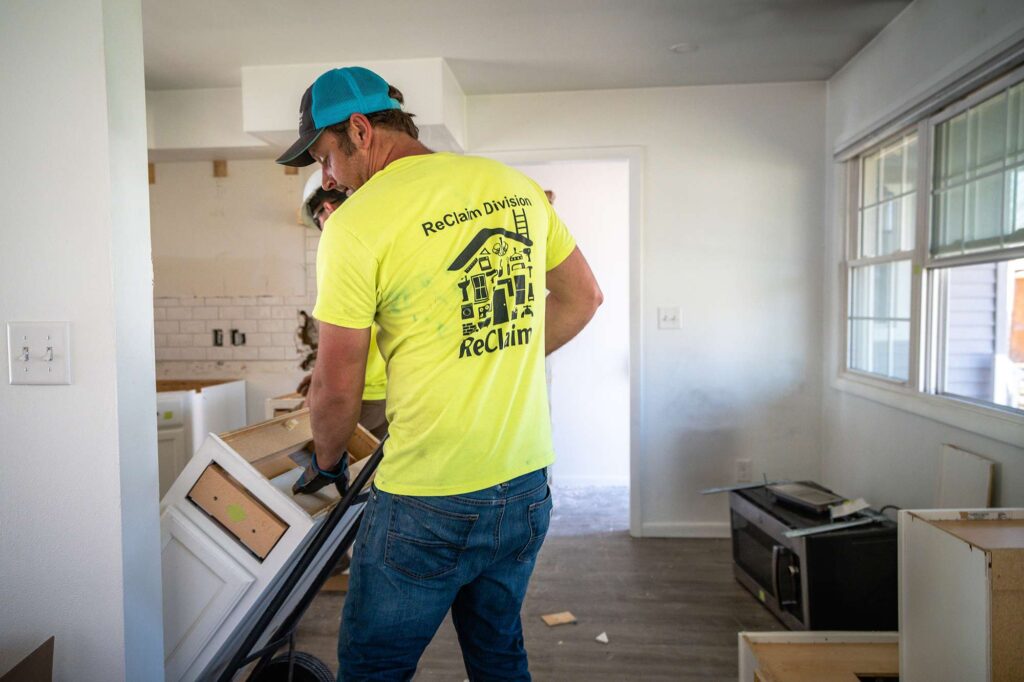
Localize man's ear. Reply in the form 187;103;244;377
348;113;373;149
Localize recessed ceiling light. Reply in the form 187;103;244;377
669;42;698;54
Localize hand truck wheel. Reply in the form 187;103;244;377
247;650;333;682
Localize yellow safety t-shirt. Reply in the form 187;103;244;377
320;210;387;403
313;152;576;495
362;325;386;401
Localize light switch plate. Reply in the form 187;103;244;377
7;322;71;385
657;306;681;329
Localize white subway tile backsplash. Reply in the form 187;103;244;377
208;347;234;361
156;348;181;361
246;333;272;347
155;321;179;334
233;347;259;360
154;236;322;364
180;348;207;361
272;333;296;347
259;346;286;360
258;319;285;333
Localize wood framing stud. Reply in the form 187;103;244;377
213;160;228;178
284;166;298;176
148;163;155;185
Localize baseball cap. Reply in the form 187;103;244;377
276;66;401;167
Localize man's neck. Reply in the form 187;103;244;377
368;132;432;178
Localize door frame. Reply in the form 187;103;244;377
480;146;645;537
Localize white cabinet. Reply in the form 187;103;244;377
899;508;1024;682
156;380;247;499
159;409;379;681
157;427;188;499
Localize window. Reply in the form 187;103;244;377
846;133;918;382
842;64;1024;417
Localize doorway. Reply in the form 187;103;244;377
487;148;642;535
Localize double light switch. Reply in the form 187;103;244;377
6;322;71;385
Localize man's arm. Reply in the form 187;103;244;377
308;322;370;470
545;246;603;355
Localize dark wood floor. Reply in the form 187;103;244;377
294;485;782;680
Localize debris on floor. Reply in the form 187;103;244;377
541;611;577;626
595;632;609;644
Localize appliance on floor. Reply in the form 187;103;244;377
724;481;897;631
156;379;247;497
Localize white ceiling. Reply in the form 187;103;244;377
142;0;910;95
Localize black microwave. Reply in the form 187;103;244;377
729;483;897;631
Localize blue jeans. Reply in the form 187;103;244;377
338;468;552;681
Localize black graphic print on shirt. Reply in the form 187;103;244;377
449;209;537;358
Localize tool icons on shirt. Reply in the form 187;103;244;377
450;210;537;357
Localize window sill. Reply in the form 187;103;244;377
832;372;1024;448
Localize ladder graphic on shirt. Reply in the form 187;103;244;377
513;209;530;241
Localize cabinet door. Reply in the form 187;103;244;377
158;427;188;499
162;508;254;682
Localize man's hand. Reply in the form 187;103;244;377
545;246;603;355
292;451;349;496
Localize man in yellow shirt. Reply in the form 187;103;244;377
277;66;602;679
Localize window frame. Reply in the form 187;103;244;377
840;124;927;389
837;63;1024;445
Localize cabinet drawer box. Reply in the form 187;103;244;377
188;463;288;560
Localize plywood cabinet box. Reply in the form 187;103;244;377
899;508;1024;682
160;408;378;681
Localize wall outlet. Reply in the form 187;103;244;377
736;459;753;483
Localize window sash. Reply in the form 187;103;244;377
929;65;1024;260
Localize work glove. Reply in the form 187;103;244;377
292;452;349;496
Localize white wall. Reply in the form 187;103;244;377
0;0;163;678
468;82;826;535
150;160;306;297
513;160;631;486
150;162;320;424
823;0;1024;508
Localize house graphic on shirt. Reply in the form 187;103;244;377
449;210;536;341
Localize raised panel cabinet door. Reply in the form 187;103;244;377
158;426;188;499
161;507;254;682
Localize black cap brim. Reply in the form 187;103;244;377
276;127;323;167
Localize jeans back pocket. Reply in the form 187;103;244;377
516;486;553;563
385;496;478;580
